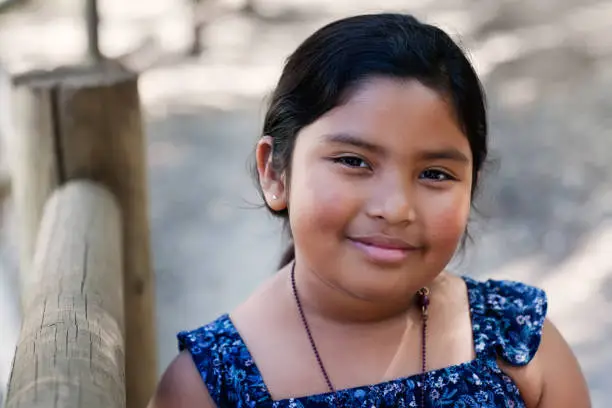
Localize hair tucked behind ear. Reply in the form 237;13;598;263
252;13;488;269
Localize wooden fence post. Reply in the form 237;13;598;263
8;63;157;408
5;181;125;408
85;0;103;62
2;66;60;308
190;0;205;56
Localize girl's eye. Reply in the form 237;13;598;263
332;156;371;169
419;169;455;182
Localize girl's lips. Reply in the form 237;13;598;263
348;236;420;264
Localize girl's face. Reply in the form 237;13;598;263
261;77;473;302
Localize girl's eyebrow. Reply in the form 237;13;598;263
417;148;470;164
322;133;469;163
322;132;386;154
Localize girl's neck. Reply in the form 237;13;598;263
283;260;440;325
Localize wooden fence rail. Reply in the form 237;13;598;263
3;62;156;408
5;181;125;408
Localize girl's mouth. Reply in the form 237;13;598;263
347;234;420;264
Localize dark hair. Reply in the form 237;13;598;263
252;13;488;268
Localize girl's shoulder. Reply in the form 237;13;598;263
462;275;548;366
178;313;237;349
463;276;590;407
177;314;269;406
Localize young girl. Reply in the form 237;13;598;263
149;13;590;408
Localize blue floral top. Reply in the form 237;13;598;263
178;277;547;407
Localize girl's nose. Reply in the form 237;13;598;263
366;177;416;225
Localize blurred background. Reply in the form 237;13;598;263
0;0;610;406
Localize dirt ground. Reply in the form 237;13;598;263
0;0;611;406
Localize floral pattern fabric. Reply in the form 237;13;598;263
178;277;547;407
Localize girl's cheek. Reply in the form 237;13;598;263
290;166;348;230
422;192;471;248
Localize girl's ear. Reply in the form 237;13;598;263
256;136;287;211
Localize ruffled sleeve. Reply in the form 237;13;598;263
177;314;271;407
177;316;229;406
467;278;548;366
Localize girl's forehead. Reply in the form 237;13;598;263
346;77;443;108
336;78;454;126
300;78;469;154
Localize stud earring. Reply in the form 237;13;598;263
272;195;278;200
